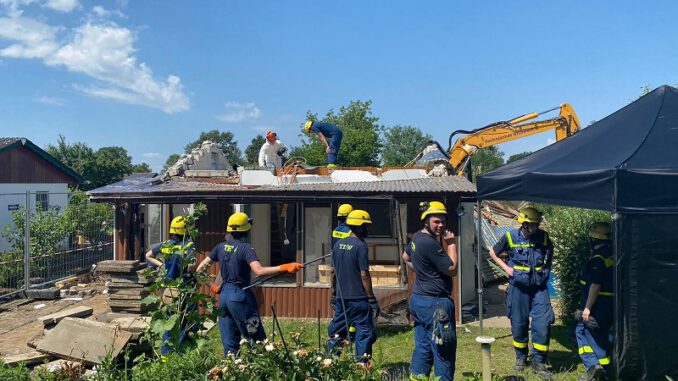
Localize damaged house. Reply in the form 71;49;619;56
88;141;477;320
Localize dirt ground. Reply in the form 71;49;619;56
0;281;112;357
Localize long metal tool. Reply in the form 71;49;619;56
242;253;332;290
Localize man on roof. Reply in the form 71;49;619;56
258;130;288;169
303;121;343;168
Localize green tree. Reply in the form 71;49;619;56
290;100;384;167
163;154;181;171
46;136;137;190
470;146;504;182
131;162;152;173
185;130;242;165
87;147;133;189
507;151;532;164
46;135;95;180
244;135;265;166
382;125;433;166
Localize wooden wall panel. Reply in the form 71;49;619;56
0;146;77;184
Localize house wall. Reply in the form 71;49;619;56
0;183;69;251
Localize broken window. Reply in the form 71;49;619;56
249;203;298;286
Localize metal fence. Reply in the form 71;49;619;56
0;191;114;299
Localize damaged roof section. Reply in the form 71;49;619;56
87;140;477;203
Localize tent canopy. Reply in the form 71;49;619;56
477;85;678;213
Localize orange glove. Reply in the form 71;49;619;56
280;262;303;273
210;283;222;294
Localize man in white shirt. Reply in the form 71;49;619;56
258;130;288;168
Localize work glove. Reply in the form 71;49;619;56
277;147;288;158
210;282;222;294
368;296;380;325
280;262;303;273
574;309;600;329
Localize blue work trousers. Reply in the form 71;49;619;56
576;298;613;373
506;284;554;364
327;298;376;361
218;283;266;356
409;293;456;381
327;131;343;165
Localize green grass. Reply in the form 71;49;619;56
208;319;586;381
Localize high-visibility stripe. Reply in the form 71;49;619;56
579;346;594;355
535;266;544;271
580;280;587;285
506;232;535;249
513;340;528;349
599;357;611;365
332;230;351;239
593;254;614;268
513;265;531;271
599;291;615;296
533;342;549;352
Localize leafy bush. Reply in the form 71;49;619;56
0;361;30;381
539;205;610;325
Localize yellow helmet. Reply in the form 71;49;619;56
589;222;611;240
517;207;542;224
346;210;372;226
304;121;314;133
420;201;447;220
227;212;253;232
337;204;354;217
169;216;186;235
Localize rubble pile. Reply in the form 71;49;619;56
96;260;151;314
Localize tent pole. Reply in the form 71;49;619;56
477;199;483;335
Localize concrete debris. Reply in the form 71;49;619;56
1;350;51;366
55;275;81;290
110;316;150;333
33;304;46;310
34;359;84;374
36;318;132;365
25;288;60;300
96;260;146;273
38;306;93;327
98;260;153;314
162;140;233;181
61;297;83;302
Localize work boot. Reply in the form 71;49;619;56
513;358;527;372
578;365;604;381
531;362;552;380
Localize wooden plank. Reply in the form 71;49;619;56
36;318;132;365
38;306;93;327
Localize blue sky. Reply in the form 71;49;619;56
1;1;677;171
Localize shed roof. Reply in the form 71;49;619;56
88;173;476;203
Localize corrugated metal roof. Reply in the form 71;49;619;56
88;174;476;202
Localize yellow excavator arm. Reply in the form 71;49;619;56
448;103;580;176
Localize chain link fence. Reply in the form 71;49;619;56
0;191;113;299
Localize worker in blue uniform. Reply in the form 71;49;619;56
304;121;343;168
576;222;614;381
402;201;457;381
489;206;554;379
327;209;379;364
145;215;196;355
332;204;354;248
196;212;303;356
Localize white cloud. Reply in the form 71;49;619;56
546;138;556;145
217;101;262;123
142;152;163;158
0;15;60;58
43;0;78;13
91;5;124;18
0;3;189;113
34;95;66;105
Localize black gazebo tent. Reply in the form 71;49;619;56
477;86;678;380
